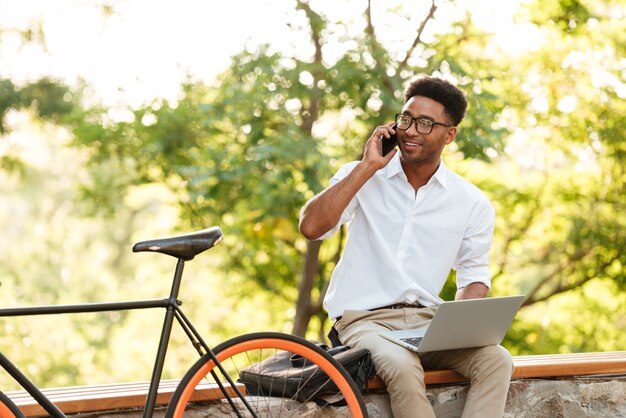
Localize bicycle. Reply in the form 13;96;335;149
0;227;367;417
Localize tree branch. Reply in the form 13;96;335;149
492;188;544;282
524;247;588;304
364;0;395;98
296;0;324;133
296;0;323;64
292;239;322;336
523;251;619;306
398;0;437;72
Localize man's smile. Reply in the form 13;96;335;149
401;139;423;148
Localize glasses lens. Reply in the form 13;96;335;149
416;118;434;134
396;115;412;129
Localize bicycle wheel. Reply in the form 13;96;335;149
166;332;368;417
0;392;25;418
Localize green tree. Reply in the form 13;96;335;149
491;0;626;352
0;16;200;389
70;0;509;340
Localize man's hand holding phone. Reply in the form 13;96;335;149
362;122;398;171
382;123;398;157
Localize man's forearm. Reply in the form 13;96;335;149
455;282;489;300
299;160;377;240
300;123;397;240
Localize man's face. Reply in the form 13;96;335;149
396;95;457;166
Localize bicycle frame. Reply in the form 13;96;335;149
0;258;212;418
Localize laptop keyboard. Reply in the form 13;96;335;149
400;336;423;348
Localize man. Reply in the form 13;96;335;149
299;76;513;417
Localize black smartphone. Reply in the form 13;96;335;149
381;124;398;156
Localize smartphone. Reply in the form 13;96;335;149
381;124;398;156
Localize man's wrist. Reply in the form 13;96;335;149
355;158;380;178
456;282;489;300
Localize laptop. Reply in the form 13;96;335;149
379;295;525;353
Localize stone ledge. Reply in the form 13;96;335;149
364;376;626;418
62;376;626;418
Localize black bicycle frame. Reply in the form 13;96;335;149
0;258;210;418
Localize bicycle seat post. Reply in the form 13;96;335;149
143;257;186;418
168;257;186;302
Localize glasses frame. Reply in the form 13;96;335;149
395;113;452;135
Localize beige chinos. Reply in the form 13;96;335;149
335;306;514;418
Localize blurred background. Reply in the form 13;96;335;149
1;0;624;390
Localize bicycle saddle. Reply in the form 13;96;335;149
132;226;223;260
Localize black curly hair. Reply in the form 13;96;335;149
404;77;467;126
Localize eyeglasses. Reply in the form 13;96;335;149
395;113;452;135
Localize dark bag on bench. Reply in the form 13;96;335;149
238;343;375;405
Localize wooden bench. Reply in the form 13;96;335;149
6;351;626;417
368;350;626;389
4;379;245;417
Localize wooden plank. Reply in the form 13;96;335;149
5;380;245;417
368;369;467;390
6;380;181;401
511;351;626;379
368;351;626;389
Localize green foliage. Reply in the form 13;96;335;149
524;0;594;33
19;78;75;122
66;4;510;329
0;79;19;133
0;77;75;133
504;280;626;354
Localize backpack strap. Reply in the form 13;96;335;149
290;343;340;367
310;352;373;407
327;323;343;348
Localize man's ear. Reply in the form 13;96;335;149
444;127;457;145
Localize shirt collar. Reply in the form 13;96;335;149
385;152;405;179
432;159;449;188
385;154;450;189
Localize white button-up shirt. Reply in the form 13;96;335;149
311;154;495;320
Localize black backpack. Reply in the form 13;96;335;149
238;344;375;405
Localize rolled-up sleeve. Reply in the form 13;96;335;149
300;161;360;240
454;198;495;289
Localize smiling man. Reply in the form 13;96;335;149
299;77;513;417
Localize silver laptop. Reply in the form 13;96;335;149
380;295;525;353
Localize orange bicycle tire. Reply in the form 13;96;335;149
167;332;367;418
0;392;24;418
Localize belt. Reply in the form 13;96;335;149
335;302;424;321
371;302;425;311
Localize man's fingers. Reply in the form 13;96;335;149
374;126;391;140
